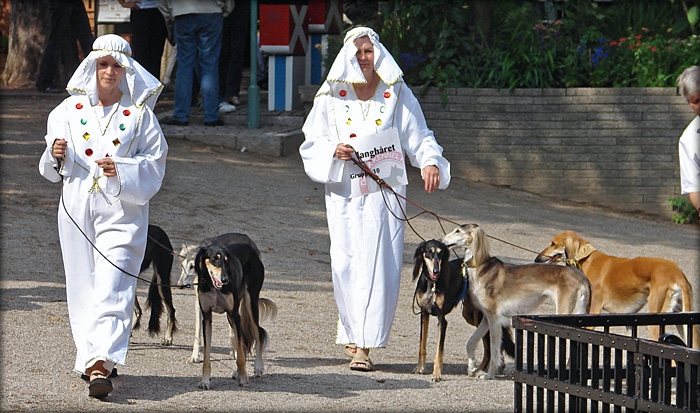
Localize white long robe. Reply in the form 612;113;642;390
679;116;700;195
300;80;450;348
39;94;167;373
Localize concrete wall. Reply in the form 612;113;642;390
423;87;695;218
300;85;695;219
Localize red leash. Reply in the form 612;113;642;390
349;152;460;241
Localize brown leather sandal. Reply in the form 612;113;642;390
88;370;113;398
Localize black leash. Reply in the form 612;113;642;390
349;153;460;242
349;152;552;259
59;181;182;288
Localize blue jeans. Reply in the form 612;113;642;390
173;13;223;123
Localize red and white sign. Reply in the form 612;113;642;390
307;0;343;34
260;5;309;55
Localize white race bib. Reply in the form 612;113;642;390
336;128;408;198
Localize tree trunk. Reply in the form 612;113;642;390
2;1;50;87
468;0;493;41
2;0;82;88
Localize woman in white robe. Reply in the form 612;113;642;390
38;34;167;398
299;27;451;371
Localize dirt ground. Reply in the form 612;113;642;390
1;90;698;412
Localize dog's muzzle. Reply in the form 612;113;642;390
210;272;226;289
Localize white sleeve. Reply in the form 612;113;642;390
38;100;74;183
397;84;451;189
299;92;346;184
679;117;700;194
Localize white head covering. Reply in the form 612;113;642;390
66;34;163;109
324;26;403;86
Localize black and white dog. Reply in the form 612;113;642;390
134;224;178;345
412;239;515;381
194;233;277;389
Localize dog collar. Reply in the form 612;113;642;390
565;243;596;268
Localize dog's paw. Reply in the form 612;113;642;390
161;337;173;346
430;375;442;383
188;356;203;364
412;365;426;375
466;359;478;377
474;370;489;380
198;380;211;390
233;372;249;386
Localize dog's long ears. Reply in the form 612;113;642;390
412;241;427;281
471;225;491;265
193;247;206;276
563;235;580;259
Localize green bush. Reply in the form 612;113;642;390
669;197;699;224
378;0;700;89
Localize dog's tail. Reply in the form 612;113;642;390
257;298;277;354
239;295;277;355
259;298;278;322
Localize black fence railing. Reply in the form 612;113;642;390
512;313;700;413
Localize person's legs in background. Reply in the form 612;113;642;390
170;14;198;124
36;2;72;92
195;13;224;125
69;0;94;59
219;1;249;107
129;8;167;80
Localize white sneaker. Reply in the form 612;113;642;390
218;102;236;113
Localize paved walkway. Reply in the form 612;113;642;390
1;89;698;412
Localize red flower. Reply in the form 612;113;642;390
76;103;83;109
339;90;347;97
609;40;618;47
650;46;657;52
384;91;391;98
123;109;131;116
634;35;642;40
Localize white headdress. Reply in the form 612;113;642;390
66;34;163;109
324;26;403;86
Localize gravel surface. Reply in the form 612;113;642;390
1;91;698;412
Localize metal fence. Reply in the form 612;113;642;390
512;313;700;412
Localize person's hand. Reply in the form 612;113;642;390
117;0;140;10
52;138;67;160
96;156;117;177
334;143;355;161
422;165;440;193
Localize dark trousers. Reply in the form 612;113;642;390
129;7;168;80
219;0;250;99
35;0;94;90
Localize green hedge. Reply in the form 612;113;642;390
377;0;700;89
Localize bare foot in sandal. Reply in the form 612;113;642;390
344;344;357;358
87;361;113;398
350;348;374;372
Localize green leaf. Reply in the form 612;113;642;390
688;6;700;26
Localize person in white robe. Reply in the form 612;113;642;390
677;65;700;216
38;34;167;398
299;26;451;372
